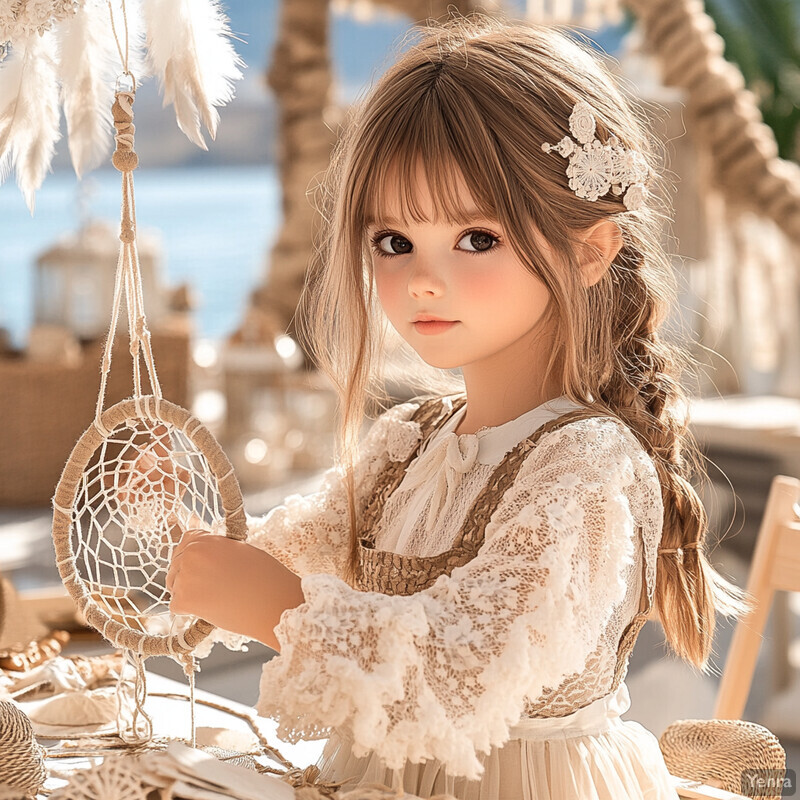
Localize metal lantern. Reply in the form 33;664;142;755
34;219;166;340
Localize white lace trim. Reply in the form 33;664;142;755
252;411;663;780
542;100;651;210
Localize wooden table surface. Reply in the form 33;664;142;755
37;670;326;796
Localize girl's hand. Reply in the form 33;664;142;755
166;511;208;547
166;531;300;648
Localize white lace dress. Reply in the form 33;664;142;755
233;395;679;799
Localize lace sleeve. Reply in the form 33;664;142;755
194;400;424;658
245;400;423;578
254;417;663;780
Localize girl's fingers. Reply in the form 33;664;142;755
162;465;190;500
171;528;208;560
167;536;199;590
171;535;190;561
166;562;179;593
135;451;157;472
167;515;184;544
175;466;190;494
150;425;171;459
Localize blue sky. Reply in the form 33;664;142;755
221;1;632;102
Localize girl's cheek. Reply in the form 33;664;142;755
459;261;550;320
458;264;512;300
374;267;405;313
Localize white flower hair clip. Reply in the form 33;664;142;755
541;100;651;211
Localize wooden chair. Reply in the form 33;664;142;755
714;475;800;720
662;475;797;800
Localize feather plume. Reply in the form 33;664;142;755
58;0;118;178
141;0;244;150
0;31;62;214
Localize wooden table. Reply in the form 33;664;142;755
38;670;326;796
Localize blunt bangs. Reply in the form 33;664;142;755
347;65;516;237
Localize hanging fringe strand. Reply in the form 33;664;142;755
141;0;244;149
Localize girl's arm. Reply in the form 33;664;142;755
167;531;304;652
166;399;425;656
254;416;664;782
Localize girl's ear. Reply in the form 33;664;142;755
578;218;623;287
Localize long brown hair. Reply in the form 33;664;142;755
298;11;751;673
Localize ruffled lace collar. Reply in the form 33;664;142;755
423;394;587;467
389;395;587;550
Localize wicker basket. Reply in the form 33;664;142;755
0;329;189;506
659;718;786;800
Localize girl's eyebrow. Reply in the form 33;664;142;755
365;210;493;227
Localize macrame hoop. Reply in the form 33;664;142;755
52;395;247;658
38;3;251;749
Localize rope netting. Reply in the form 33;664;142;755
52;396;247;723
72;420;224;641
51;396;247;744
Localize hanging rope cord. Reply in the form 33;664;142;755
89;2;175;747
46;0;250;759
96;0;163;432
45;7;321;790
107;0;130;76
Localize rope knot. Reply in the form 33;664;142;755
112;90;139;173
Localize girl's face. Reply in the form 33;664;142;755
368;165;555;372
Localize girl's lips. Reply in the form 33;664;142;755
413;320;459;335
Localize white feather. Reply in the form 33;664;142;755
0;31;62;215
58;0;118;178
0;43;27;165
141;0;244;149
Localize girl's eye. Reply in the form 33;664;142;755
457;230;499;253
369;228;501;259
371;233;413;257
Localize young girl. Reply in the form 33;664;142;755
166;13;750;799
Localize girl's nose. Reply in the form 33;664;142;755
407;261;445;299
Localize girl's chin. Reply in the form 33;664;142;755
413;351;468;371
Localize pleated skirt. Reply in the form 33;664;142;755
315;682;678;799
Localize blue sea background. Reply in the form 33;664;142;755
0;165;279;348
0;0;630;349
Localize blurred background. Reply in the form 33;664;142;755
1;0;800;789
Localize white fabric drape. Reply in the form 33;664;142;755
317;681;676;799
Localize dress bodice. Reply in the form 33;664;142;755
250;393;665;778
354;394;654;717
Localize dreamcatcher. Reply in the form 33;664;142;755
50;1;247;745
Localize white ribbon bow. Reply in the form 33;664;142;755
394;431;481;549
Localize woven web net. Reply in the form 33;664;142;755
71;419;226;642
